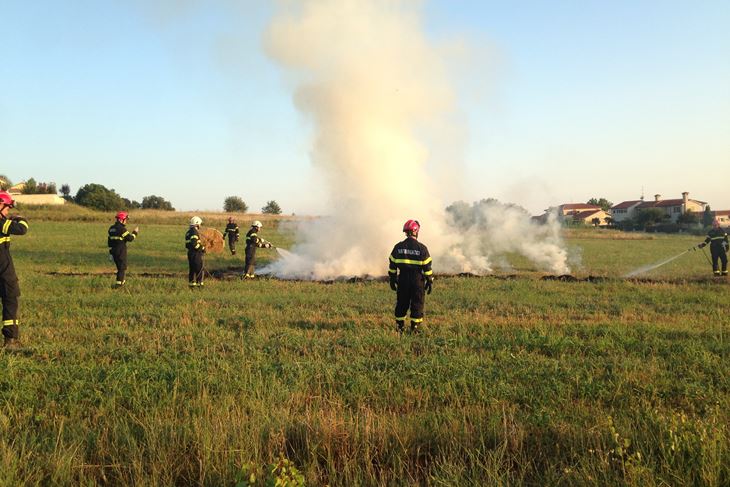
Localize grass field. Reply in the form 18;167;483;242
1;211;728;486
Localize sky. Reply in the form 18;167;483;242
1;0;728;215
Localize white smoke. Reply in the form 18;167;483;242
263;0;570;279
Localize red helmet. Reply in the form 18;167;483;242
0;191;15;208
403;219;420;234
116;211;129;221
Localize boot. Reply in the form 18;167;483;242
396;320;404;335
2;325;20;349
410;321;422;334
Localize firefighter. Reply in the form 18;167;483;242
186;216;206;287
389;219;433;335
107;211;139;287
0;191;28;348
697;219;728;276
223;217;240;255
243;220;272;279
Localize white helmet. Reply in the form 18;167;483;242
190;216;202;226
252;220;262;228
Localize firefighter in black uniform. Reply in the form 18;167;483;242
389;219;433;334
697;219;728;276
107;211;139;287
0;191;28;348
243;220;272;279
186;216;206;287
223;217;240;255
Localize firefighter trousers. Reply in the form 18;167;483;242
228;236;237;255
188;251;204;285
395;278;425;324
0;272;20;324
710;247;728;273
111;250;127;283
244;248;257;276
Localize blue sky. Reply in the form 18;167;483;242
2;0;728;214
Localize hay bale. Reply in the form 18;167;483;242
198;227;224;253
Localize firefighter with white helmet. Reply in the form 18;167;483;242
0;191;28;348
107;211;139;287
185;216;206;287
243;220;272;278
389;219;433;334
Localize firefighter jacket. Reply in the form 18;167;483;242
389;237;433;283
245;228;268;250
704;228;729;252
185;227;205;253
0;216;28;275
107;221;137;253
223;223;239;241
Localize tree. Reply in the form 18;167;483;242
703;206;714;227
587;197;613;211
123;198;142;209
591;217;601;227
677;211;699;225
635;208;668;227
21;178;37;194
262;200;282;215
75;183;126;211
61;184;71;197
0;175;11;190
141;195;175;211
224;196;248;213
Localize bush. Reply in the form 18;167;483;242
0;175;11;190
20;178;57;195
141;195;175;211
262;200;282;215
224;196;248;213
75;184;126;211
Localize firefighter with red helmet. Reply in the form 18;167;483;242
389;219;433;334
0;191;28;348
697;219;728;276
186;216;206;287
223;217;240;255
243;220;272;279
107;211;139;287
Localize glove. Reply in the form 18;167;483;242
425;277;433;295
266;242;272;248
389;276;397;291
698;242;706;249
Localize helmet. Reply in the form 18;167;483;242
116;211;128;221
0;191;15;208
190;216;202;226
403;219;420;234
252;220;262;228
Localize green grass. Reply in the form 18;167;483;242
0;217;727;486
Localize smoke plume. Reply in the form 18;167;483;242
263;0;570;279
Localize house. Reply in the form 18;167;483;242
7;182;25;195
610;200;643;223
613;192;707;223
572;209;611;226
7;181;65;206
712;210;730;225
556;203;601;217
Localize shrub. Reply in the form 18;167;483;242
262;200;282;215
141;195;175;211
224;196;248;213
75;184;126;211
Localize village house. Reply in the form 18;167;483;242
8;181;66;206
611;192;706;223
571;209;612;226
